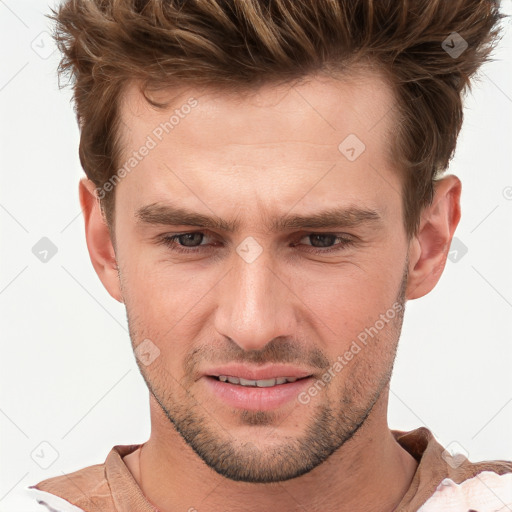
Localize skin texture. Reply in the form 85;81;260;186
80;70;461;512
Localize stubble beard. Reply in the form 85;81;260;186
128;265;408;483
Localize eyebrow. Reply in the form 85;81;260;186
135;203;383;232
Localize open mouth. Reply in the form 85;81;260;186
204;373;314;410
208;375;311;388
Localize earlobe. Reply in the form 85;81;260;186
405;174;462;300
79;178;123;303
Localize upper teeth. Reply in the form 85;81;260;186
218;376;299;387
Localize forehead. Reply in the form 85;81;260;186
114;70;400;228
118;67;396;153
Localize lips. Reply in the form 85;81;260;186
204;364;313;382
204;372;315;410
201;364;315;409
217;375;301;387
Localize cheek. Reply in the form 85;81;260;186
294;258;404;340
302;272;404;390
120;255;216;361
121;246;204;311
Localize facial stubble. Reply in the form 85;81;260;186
127;263;408;483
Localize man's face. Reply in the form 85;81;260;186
113;71;411;482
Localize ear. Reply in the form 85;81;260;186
79;178;123;303
405;174;461;300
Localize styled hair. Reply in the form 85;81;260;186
50;0;504;237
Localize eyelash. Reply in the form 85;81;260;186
158;232;355;255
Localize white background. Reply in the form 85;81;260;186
1;1;511;509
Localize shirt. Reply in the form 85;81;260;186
16;427;512;511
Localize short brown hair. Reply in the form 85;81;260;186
50;0;503;237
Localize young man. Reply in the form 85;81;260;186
25;0;511;511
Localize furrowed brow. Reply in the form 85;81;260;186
135;203;382;233
136;203;237;232
270;207;382;231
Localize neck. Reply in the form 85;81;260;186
126;390;418;512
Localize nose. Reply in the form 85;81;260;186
213;245;297;352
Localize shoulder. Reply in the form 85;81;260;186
24;444;142;512
28;460;116;512
418;470;512;511
392;427;512;512
5;485;87;512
